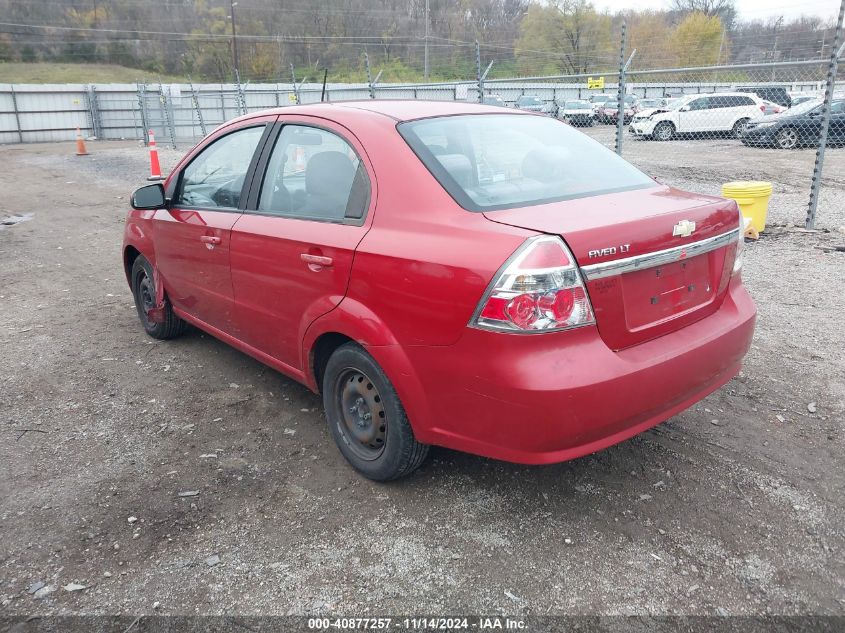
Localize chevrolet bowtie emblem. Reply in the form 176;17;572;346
673;220;697;238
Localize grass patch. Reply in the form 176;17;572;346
0;62;187;84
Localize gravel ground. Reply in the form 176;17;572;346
0;138;843;618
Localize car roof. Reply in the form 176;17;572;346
681;92;760;100
234;100;527;123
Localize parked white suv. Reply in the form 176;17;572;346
630;92;765;141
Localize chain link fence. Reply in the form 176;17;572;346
1;55;842;229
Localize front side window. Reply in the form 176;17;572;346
176;126;265;209
399;114;654;212
257;125;370;222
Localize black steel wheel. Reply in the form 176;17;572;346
336;368;387;461
130;256;186;340
322;343;429;481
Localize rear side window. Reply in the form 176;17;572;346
687;97;710;110
257;125;370;222
176;126;265;209
398;114;654;212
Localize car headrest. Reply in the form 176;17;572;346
436;153;474;188
305;151;355;195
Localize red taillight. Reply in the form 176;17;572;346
471;236;595;333
505;293;539;329
759;105;766;112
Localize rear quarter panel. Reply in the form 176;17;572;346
336;117;535;347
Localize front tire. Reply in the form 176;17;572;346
776;127;798;149
653;121;675;141
322;343;429;481
131;256;186;340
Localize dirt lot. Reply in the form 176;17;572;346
1;136;843;617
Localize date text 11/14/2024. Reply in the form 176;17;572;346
307;617;528;630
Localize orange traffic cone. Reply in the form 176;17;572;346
75;127;89;156
147;129;163;181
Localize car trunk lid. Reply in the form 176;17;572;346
483;185;741;350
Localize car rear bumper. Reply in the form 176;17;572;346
372;277;755;465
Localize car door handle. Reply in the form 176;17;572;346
200;235;221;245
300;253;333;267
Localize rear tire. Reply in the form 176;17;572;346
322;343;429;481
131;256;186;340
653;121;675;141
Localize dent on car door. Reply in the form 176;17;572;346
154;120;273;331
229;120;375;372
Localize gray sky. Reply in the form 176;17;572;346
592;0;841;21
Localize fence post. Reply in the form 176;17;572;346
87;85;102;139
158;83;177;149
290;64;300;104
9;85;23;143
188;77;207;138
475;41;494;103
220;84;227;123
364;51;376;99
137;82;149;145
234;69;247;115
806;0;844;229
614;21;628;156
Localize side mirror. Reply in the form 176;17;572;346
131;183;166;210
679;105;691;112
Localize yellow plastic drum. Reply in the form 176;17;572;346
721;181;773;234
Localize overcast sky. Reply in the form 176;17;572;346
592;0;841;21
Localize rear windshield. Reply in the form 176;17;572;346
398;114;654;212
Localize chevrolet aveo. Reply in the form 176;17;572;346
123;101;756;481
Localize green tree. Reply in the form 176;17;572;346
628;11;677;69
516;0;612;75
670;12;726;67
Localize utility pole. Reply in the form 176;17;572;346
230;0;240;79
770;15;783;80
424;0;430;81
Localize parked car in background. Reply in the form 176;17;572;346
789;94;820;107
629;92;765;141
123;100;755;480
742;97;845;149
559;100;595;126
515;95;545;112
541;99;560;117
637;98;669;110
737;86;792;108
761;100;786;116
482;94;506;107
589;93;615;115
599;95;637;124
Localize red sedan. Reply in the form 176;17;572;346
123;101;755;480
